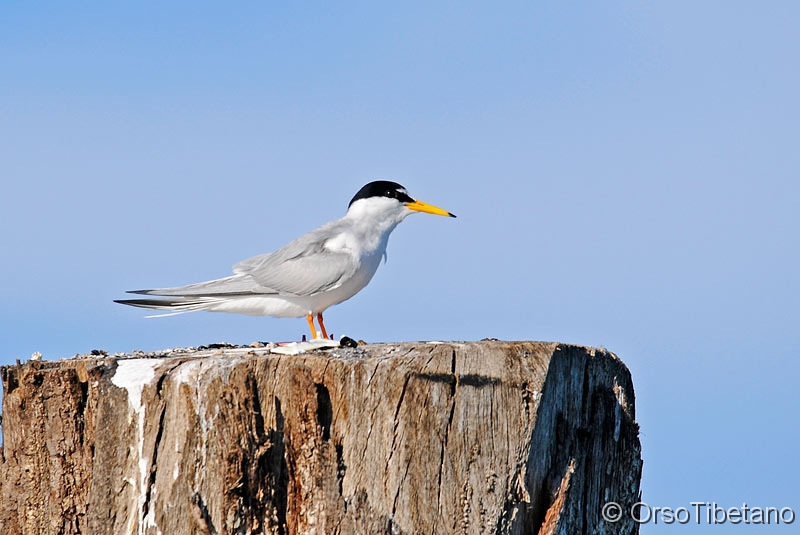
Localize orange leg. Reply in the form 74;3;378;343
317;313;329;340
306;313;318;339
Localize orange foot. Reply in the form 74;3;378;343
306;312;330;340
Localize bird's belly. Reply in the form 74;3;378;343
207;296;310;317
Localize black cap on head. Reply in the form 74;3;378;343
349;181;415;208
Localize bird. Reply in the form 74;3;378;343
115;180;456;340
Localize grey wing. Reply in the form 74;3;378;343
233;228;358;296
128;273;277;297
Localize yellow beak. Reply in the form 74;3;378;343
404;200;456;218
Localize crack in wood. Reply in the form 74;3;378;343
191;493;218;535
436;350;459;527
386;374;412;467
141;403;166;526
315;383;333;442
391;457;413;519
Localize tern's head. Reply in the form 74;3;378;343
347;181;456;222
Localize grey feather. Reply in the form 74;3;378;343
233;221;359;296
127;273;277;297
113;298;211;311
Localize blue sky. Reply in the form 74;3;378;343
2;2;798;531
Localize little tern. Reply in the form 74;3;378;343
115;181;456;339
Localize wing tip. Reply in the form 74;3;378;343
115;298;179;308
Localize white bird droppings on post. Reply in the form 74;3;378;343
111;359;158;412
111;359;160;535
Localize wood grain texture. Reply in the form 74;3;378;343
0;341;641;535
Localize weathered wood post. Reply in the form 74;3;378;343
0;341;642;534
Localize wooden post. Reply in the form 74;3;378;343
0;341;642;534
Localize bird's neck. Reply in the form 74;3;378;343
342;210;405;255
